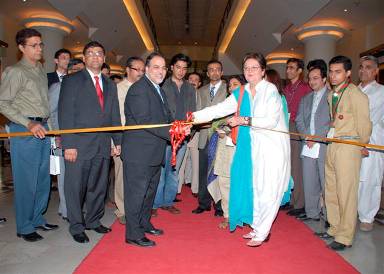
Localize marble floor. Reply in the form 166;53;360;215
0;151;383;274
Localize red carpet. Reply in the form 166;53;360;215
75;189;358;274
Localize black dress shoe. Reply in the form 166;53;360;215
324;221;330;228
214;210;224;217
314;231;334;240
17;232;43;242
145;228;164;236
287;208;305;216
87;225;112;234
73;232;89;243
173;198;182;202
297;214;320;221
0;217;6;223
35;223;59;231
279;203;292;210
126;237;155;247
192;207;211;214
327;241;351;251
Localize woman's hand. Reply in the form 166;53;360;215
227;116;248;127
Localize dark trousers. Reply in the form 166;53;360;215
65;154;110;235
124;161;160;240
9;122;51;234
289;121;305;209
198;145;222;211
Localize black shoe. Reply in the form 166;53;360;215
126;237;155;247
327;241;351;251
297;214;320;221
145;228;164;236
35;223;59;231
86;225;112;234
0;217;6;223
287;208;305;216
17;232;43;242
173;198;182;203
280;203;292;210
73;232;89;243
314;232;334;240
324;221;330;228
214;210;224;217
192;207;211;214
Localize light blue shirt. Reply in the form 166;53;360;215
146;75;164;102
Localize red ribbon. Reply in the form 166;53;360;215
169;112;193;166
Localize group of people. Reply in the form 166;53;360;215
0;27;383;251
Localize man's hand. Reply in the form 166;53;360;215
27;121;47;139
64;148;78;162
306;140;315;148
111;145;121;156
183;125;192;136
361;147;369;157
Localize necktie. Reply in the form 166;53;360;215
155;85;164;103
59;75;64;82
210;86;215;100
94;76;104;110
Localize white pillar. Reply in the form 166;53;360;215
297;25;344;65
23;17;73;72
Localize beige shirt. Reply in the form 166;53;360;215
0;58;49;127
116;78;133;126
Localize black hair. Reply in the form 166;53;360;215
15;28;41;45
188;72;202;81
170;53;192;67
82;41;106;55
145;52;165;66
126;56;144;68
68;58;84;70
329;55;352;71
242;52;266;70
287;58;304;70
54;48;71;59
110;74;123;81
101;63;110;71
207;60;223;71
307;59;327;78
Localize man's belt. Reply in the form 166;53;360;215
28;117;48;123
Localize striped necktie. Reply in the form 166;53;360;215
210;86;215;100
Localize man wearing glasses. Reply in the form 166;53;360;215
58;41;121;243
0;28;58;242
113;56;145;224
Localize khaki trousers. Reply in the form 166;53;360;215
325;143;362;246
113;156;124;218
217;176;230;218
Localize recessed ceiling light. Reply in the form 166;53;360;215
194;41;198;45
344;9;348;12
290;48;294;51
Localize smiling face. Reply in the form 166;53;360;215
308;68;326;92
145;55;167;85
243;58;264;85
188;74;201;89
55;52;70;72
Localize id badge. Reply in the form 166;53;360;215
327;127;335;139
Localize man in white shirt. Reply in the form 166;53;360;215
357;55;384;232
113;56;145;224
295;59;330;222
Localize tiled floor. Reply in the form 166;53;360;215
0;150;383;274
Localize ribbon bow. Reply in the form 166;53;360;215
169;112;193;166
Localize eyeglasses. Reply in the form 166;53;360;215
85;51;104;57
24;42;45;49
243;66;261;72
130;67;145;73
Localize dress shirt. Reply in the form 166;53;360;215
0;58;49;127
209;81;222;98
56;70;66;82
284;79;311;122
86;68;103;91
310;86;326;135
146;74;164;102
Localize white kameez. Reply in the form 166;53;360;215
358;81;384;223
194;80;290;241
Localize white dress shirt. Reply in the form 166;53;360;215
86;68;104;91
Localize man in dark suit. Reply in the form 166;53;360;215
192;60;227;216
47;48;71;88
295;59;330;222
122;52;190;247
58;41;121;244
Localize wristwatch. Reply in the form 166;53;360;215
243;116;251;126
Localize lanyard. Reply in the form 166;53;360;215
331;81;350;122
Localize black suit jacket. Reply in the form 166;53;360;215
47;71;60;88
122;75;173;166
58;69;122;160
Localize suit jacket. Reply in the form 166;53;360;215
295;88;330;160
58;69;122;160
47;71;60;88
196;81;227;149
122;75;173;166
327;83;371;144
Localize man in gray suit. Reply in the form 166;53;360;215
295;59;330;221
192;60;227;215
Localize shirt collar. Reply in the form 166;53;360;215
20;57;40;69
210;81;222;90
86;68;102;80
145;74;160;90
359;80;376;91
314;86;327;98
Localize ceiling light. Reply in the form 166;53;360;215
290;48;294;51
344;9;348;12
